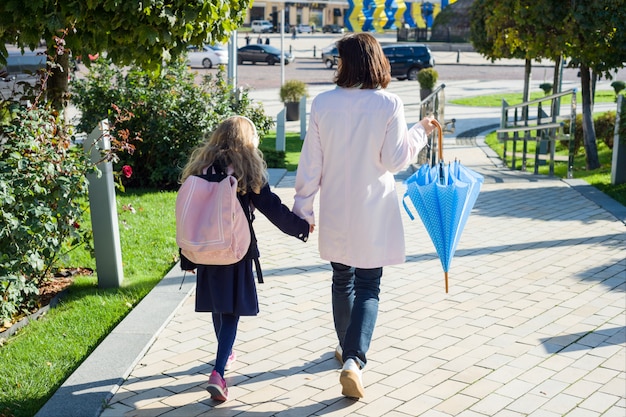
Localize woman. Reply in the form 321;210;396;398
179;115;311;402
292;33;435;399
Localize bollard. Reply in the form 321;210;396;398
276;108;286;151
313;45;316;57
456;49;460;63
299;96;307;138
290;45;292;54
83;120;124;288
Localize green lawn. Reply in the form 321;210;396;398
450;90;617;107
485;132;626;206
0;189;179;417
260;132;304;171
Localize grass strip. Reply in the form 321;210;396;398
0;189;178;417
484;132;626;206
260;132;304;171
450;90;616;107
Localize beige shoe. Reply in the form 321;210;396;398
340;358;364;399
335;344;343;364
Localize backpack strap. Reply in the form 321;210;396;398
239;192;263;284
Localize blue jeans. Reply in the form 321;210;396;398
331;262;382;369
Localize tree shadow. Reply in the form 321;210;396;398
540;326;625;354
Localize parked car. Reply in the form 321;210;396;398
0;51;46;80
322;24;344;34
0;51;47;103
381;43;434;81
186;45;228;69
321;43;339;69
237;45;294;65
297;24;313;33
251;20;273;33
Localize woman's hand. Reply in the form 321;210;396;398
419;116;437;135
309;223;315;233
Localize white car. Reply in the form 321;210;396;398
251;20;273;33
186;45;228;69
297;24;313;33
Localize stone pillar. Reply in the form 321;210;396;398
83;120;124;288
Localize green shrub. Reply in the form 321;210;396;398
0;103;94;324
562;111;616;154
539;83;553;95
260;149;286;168
595;111;616;149
611;80;625;99
417;68;439;90
279;80;308;103
71;60;274;189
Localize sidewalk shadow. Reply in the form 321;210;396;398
107;353;357;416
540;326;625;354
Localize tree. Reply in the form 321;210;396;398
0;0;250;110
472;0;626;170
562;0;626;170
470;0;534;109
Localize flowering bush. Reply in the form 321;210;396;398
71;60;274;189
0;103;95;323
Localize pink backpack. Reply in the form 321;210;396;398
176;165;251;265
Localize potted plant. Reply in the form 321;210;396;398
280;80;308;121
539;82;553;95
417;67;439;101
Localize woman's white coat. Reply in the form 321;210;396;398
293;87;428;268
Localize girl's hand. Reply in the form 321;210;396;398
309;224;315;233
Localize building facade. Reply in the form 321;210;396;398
245;0;457;32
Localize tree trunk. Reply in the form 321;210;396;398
552;55;562;118
46;52;70;112
522;58;532;121
580;64;600;170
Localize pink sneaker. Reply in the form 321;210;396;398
225;351;236;371
206;370;228;401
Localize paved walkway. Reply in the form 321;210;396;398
36;77;626;416
104;143;626;417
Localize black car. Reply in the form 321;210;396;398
322;24;344;34
237;45;295;65
381;43;434;80
321;44;339;69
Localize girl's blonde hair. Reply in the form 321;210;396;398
180;116;268;194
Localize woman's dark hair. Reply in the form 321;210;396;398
334;33;391;89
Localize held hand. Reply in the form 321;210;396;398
309;224;315;233
419;116;437;135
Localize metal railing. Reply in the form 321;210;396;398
497;89;577;178
417;83;455;165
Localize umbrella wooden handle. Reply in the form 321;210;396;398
430;119;444;162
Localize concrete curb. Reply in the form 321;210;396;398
35;265;195;417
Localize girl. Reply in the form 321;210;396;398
179;115;311;402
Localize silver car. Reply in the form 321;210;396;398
186;45;228;69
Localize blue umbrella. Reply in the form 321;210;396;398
402;120;484;292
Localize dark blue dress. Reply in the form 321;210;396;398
181;182;309;316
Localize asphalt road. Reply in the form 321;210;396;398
182;31;626;91
224;58;599;91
